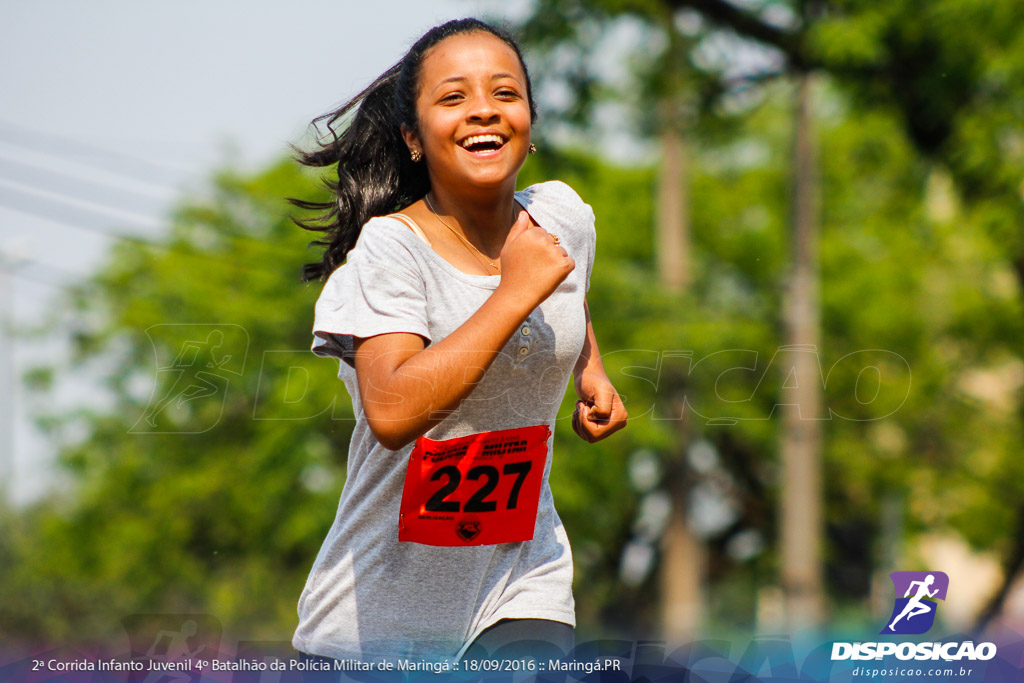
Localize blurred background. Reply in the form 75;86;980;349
2;0;1024;651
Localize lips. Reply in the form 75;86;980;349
458;133;508;153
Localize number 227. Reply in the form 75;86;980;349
424;461;532;513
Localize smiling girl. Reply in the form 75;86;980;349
290;18;627;662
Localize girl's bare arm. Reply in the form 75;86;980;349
571;298;628;442
354;287;530;449
354;213;573;450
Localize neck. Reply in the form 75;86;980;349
426;183;518;256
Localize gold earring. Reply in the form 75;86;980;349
410;149;422;162
528;143;537;155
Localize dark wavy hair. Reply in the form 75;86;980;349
290;18;538;282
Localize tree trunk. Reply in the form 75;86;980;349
661;480;706;641
974;252;1024;630
0;255;12;501
656;93;702;639
657;123;690;292
973;503;1024;631
655;13;700;640
779;71;826;630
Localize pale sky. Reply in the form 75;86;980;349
0;0;527;503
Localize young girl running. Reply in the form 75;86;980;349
291;17;627;663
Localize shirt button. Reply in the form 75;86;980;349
521;325;531;336
518;347;529;356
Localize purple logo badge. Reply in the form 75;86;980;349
881;571;949;635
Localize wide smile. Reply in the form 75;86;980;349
457;133;509;158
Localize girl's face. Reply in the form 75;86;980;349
403;31;532;195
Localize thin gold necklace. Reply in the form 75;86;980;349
424;194;501;274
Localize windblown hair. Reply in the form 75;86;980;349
291;17;537;282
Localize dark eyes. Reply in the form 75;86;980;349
438;89;521;104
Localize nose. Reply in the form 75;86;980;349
465;91;500;123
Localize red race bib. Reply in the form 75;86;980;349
398;424;551;546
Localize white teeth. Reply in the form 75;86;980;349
460;134;505;149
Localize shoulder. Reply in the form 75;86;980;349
516;180;594;224
346;215;424;264
516;181;595;259
321;216;426;290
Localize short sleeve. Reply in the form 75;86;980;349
311;233;431;367
583;201;596;294
554;181;595;294
515;180;597;295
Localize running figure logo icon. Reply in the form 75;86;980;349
131;324;248;434
881;571;949;635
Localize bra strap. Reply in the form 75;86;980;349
386;213;432;247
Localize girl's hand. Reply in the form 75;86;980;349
572;370;627;443
497;211;575;308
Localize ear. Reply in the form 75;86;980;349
401;125;421;158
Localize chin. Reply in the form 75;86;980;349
471;162;527;186
466;175;520;192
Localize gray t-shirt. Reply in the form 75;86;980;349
293;181;596;662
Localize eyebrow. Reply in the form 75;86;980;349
431;73;522;93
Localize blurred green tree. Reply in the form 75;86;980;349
0;162;355;645
518;0;1024;634
4;0;1024;648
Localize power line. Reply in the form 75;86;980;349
0;119;192;187
0;121;306;281
0;156;171;218
0;249;90;285
0;140;303;259
0;149;298;254
0;185;293;279
0;176;161;230
0;254;17;499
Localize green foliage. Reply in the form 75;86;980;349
9;84;1024;641
1;161;356;646
5;0;1024;646
512;0;1024;633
